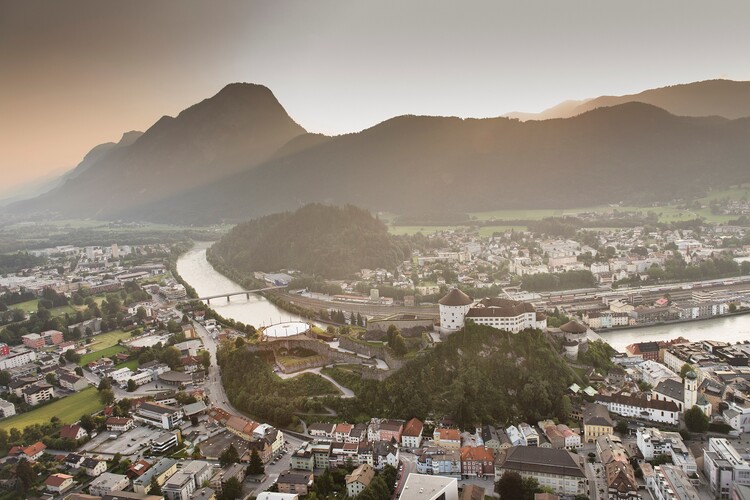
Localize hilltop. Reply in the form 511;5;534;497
209;204;411;279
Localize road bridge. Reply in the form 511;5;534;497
180;285;287;304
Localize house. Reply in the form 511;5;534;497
152;431;179;454
64;453;85;469
308;422;335;439
460;484;486;500
209;463;246;496
434;428;461;449
81;457;108;477
495;447;587;496
291;443;315;471
0;398;16;418
416;448;461;477
163;460;211;500
703;438;750;498
45;473;74;493
58;371;89;392
9;441;46;461
346;464;375;497
335;423;353;441
460;446;494;478
22;382;54;406
89;472;129;497
480;425;502;451
277;470;314;496
582;403;614;443
106;417;134;432
60;424;88;441
127;459;152;480
647;464;701;500
401;418;424;450
373;440;399;470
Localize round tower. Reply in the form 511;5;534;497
684;370;698;411
438;288;473;333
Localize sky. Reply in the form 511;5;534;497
1;0;750;195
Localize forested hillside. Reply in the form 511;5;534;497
209;204;411;279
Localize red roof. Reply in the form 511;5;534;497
44;473;72;487
10;441;46;458
402;418;424;437
460;446;494;462
59;424;84;440
437;428;460;442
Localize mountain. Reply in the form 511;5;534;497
13;79;750;223
209;204;410;279
506;80;750;121
10;83;305;218
137;101;750;224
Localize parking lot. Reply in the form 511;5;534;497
84;424;167;457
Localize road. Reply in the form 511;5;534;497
276;366;355;398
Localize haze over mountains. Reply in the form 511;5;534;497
10;79;750;224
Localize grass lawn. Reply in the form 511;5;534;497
113;359;139;371
87;329;131;351
0;387;102;431
478;225;527;237
11;299;40;314
80;345;126;365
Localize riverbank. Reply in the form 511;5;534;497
593;308;750;335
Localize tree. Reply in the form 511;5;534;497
75;366;84;376
127;379;137;392
496;471;523;500
0;370;11;387
615;421;629;435
64;349;81;363
200;350;211;370
149;475;162;495
45;372;57;385
221;476;242;500
99;388;116;405
80;414;96;433
16;459;35;491
247;448;265;475
97;377;111;391
680;363;694;379
685;406;709;433
136;306;148;321
161;346;182;369
219;443;240;467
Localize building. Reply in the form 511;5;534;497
45;473;74;493
704;438;750;498
595;394;680;425
8;441;46;461
22;382;54;406
434;428;461;449
0;346;37;370
582;403;614;443
626;341;661;361
647;465;700;500
135;401;184;429
209;463;246;496
463;297;546;334
460;446;494;478
308;422;335;438
636;428;696;475
81;457;108;477
59;371;89;392
163;460;211;500
0;398;16;418
60;424;88;441
133;458;178;494
106;417;134;432
152;431;179;454
495;446;587;496
417;448;461;477
256;494;299;500
438;289;474;333
291;443;315;472
399;474;459;500
346;464;375;497
21;333;45;349
89;472;129;497
41;329;64;345
277;470;313;497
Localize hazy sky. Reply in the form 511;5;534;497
2;0;749;193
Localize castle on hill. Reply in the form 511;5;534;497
438;288;547;335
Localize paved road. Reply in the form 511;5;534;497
276;366;355;398
193;320;245;417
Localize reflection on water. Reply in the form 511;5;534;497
176;242;309;328
178;242;750;351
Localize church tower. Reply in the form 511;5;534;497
684;370;698;411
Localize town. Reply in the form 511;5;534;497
2;238;750;500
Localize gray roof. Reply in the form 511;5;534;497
654;379;684;403
497;446;585;478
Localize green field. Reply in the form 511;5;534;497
86;329;131;351
80;345;127;365
113;359;139;371
10;299;78;317
0;387;102;431
388;225;467;235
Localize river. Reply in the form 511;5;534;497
177;242;750;352
176;241;309;328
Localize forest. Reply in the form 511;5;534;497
209;204;411;279
218;323;579;430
